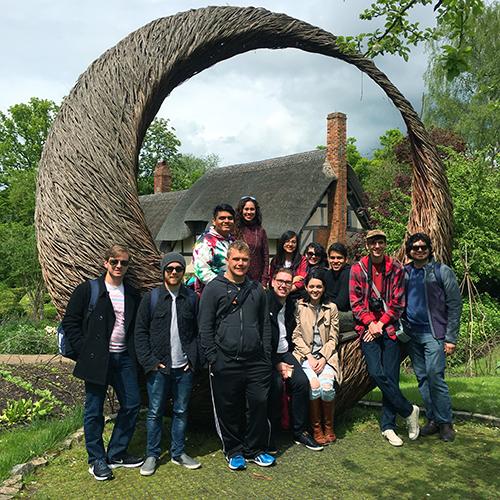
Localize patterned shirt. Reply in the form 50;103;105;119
106;282;126;352
349;255;405;339
192;227;233;293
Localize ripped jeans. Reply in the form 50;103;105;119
301;360;336;401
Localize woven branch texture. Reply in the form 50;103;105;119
36;6;452;408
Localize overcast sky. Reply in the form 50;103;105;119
1;1;435;165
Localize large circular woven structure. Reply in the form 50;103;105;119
36;6;453;412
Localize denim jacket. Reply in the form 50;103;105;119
403;259;462;344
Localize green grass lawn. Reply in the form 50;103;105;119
364;372;500;417
20;407;500;499
0;406;83;482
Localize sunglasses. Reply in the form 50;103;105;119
240;195;256;201
275;279;293;288
306;252;318;258
411;245;428;251
109;259;129;267
165;265;184;274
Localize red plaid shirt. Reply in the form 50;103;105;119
349;255;405;339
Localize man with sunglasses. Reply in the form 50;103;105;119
268;268;323;452
135;252;201;475
193;203;235;295
62;244;142;480
403;233;462;442
350;230;420;447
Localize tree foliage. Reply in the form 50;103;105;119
137;117;218;194
422;3;500;152
337;0;485;79
354;128;499;297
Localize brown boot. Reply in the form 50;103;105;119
310;399;327;445
322;400;336;443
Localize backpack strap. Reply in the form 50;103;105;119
433;262;443;289
88;279;99;313
149;287;160;319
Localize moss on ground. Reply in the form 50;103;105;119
20;408;500;499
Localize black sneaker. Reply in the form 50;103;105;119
108;454;144;469
421;420;439;436
88;458;113;481
294;431;324;451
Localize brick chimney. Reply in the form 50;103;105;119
153;160;172;193
326;112;347;245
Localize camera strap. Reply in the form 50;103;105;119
360;258;388;312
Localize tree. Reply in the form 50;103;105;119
0;223;45;320
0;98;58;224
422;3;500;152
138;117;219;194
338;0;485;79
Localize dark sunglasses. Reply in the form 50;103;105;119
411;245;428;251
165;265;184;274
240;195;256;201
306;252;318;258
109;259;129;267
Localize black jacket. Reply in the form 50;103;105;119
134;284;199;374
267;289;296;365
198;275;271;364
325;265;351;312
61;274;141;385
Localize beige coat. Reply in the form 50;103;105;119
292;300;342;384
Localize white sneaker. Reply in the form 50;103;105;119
382;429;403;447
406;405;420;440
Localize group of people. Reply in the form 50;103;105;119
62;196;462;481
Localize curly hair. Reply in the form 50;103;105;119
405;232;433;259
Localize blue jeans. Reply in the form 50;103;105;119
407;332;452;424
146;367;194;459
84;351;141;464
361;333;413;431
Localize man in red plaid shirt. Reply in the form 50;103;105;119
349;230;420;447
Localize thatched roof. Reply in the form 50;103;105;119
144;149;368;242
140;190;187;241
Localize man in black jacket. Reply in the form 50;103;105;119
324;242;351;312
135;252;201;475
199;240;274;471
62;244;142;481
268;268;323;452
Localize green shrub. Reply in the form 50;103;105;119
0;283;23;319
0;320;58;354
448;293;500;372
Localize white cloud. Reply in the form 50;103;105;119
1;1;436;164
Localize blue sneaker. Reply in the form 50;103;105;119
249;453;276;467
227;455;246;471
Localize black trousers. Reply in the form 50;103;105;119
269;351;309;438
209;352;271;459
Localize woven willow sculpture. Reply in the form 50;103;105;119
36;6;453;413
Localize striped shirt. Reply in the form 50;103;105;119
106;282;126;352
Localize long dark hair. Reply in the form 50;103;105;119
304;242;328;270
235;196;262;228
274;230;302;270
304;268;329;305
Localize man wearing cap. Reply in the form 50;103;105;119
135;252;201;475
350;230;420;446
